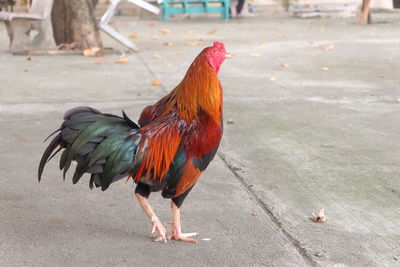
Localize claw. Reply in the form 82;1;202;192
150;216;167;242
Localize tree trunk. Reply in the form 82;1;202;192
51;0;102;49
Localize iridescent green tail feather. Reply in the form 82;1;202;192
38;106;140;191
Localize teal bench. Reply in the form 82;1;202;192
161;0;230;21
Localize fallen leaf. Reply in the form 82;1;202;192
0;196;10;201
115;58;129;64
186;30;193;35
90;61;107;65
129;33;138;39
281;63;290;68
309;40;314;44
147;23;155;27
152;35;161;40
51;218;64;224
95;53;107;57
176;51;183;55
308;53;317;57
26;56;34;61
166;63;173;67
321;67;329;71
24;69;29;72
185;40;203;46
250;53;262;57
151;79;161;86
207;29;217;35
83;46;100;57
324;44;335;51
153;54;162;59
250;211;257;216
378;74;384;78
311;208;326;223
279;33;286;38
259;40;268;44
163;42;172;46
160;28;170;35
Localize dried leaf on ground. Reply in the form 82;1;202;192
151;79;161;86
90;61;107;65
207;29;217;35
0;195;10;201
308;53;317;57
321;67;329;71
152;35;161;40
176;51;183;55
147;23;155;27
153;54;162;59
311;208;326;223
166;63;173;67
160;28;171;35
309;40;314;44
324;44;335;51
83;46;100;57
186;30;193;35
115;58;129;64
51;218;64;224
250;53;262;57
259;40;268;44
129;34;138;39
26;57;34;61
281;63;290;68
250;211;257;216
185;39;203;46
163;42;172;46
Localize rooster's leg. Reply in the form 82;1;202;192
167;201;199;243
135;193;167;242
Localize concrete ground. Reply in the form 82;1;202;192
1;11;400;266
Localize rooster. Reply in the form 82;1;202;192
38;41;230;243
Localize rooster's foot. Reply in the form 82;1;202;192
167;229;199;243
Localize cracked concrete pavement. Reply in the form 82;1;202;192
1;12;400;266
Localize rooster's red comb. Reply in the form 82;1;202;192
213;41;225;49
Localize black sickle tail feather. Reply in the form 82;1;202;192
38;106;141;191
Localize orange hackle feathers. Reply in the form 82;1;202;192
165;51;223;126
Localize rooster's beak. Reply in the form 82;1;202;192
225;53;232;59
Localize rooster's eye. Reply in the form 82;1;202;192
213;50;217;54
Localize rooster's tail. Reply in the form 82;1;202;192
38;106;140;191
